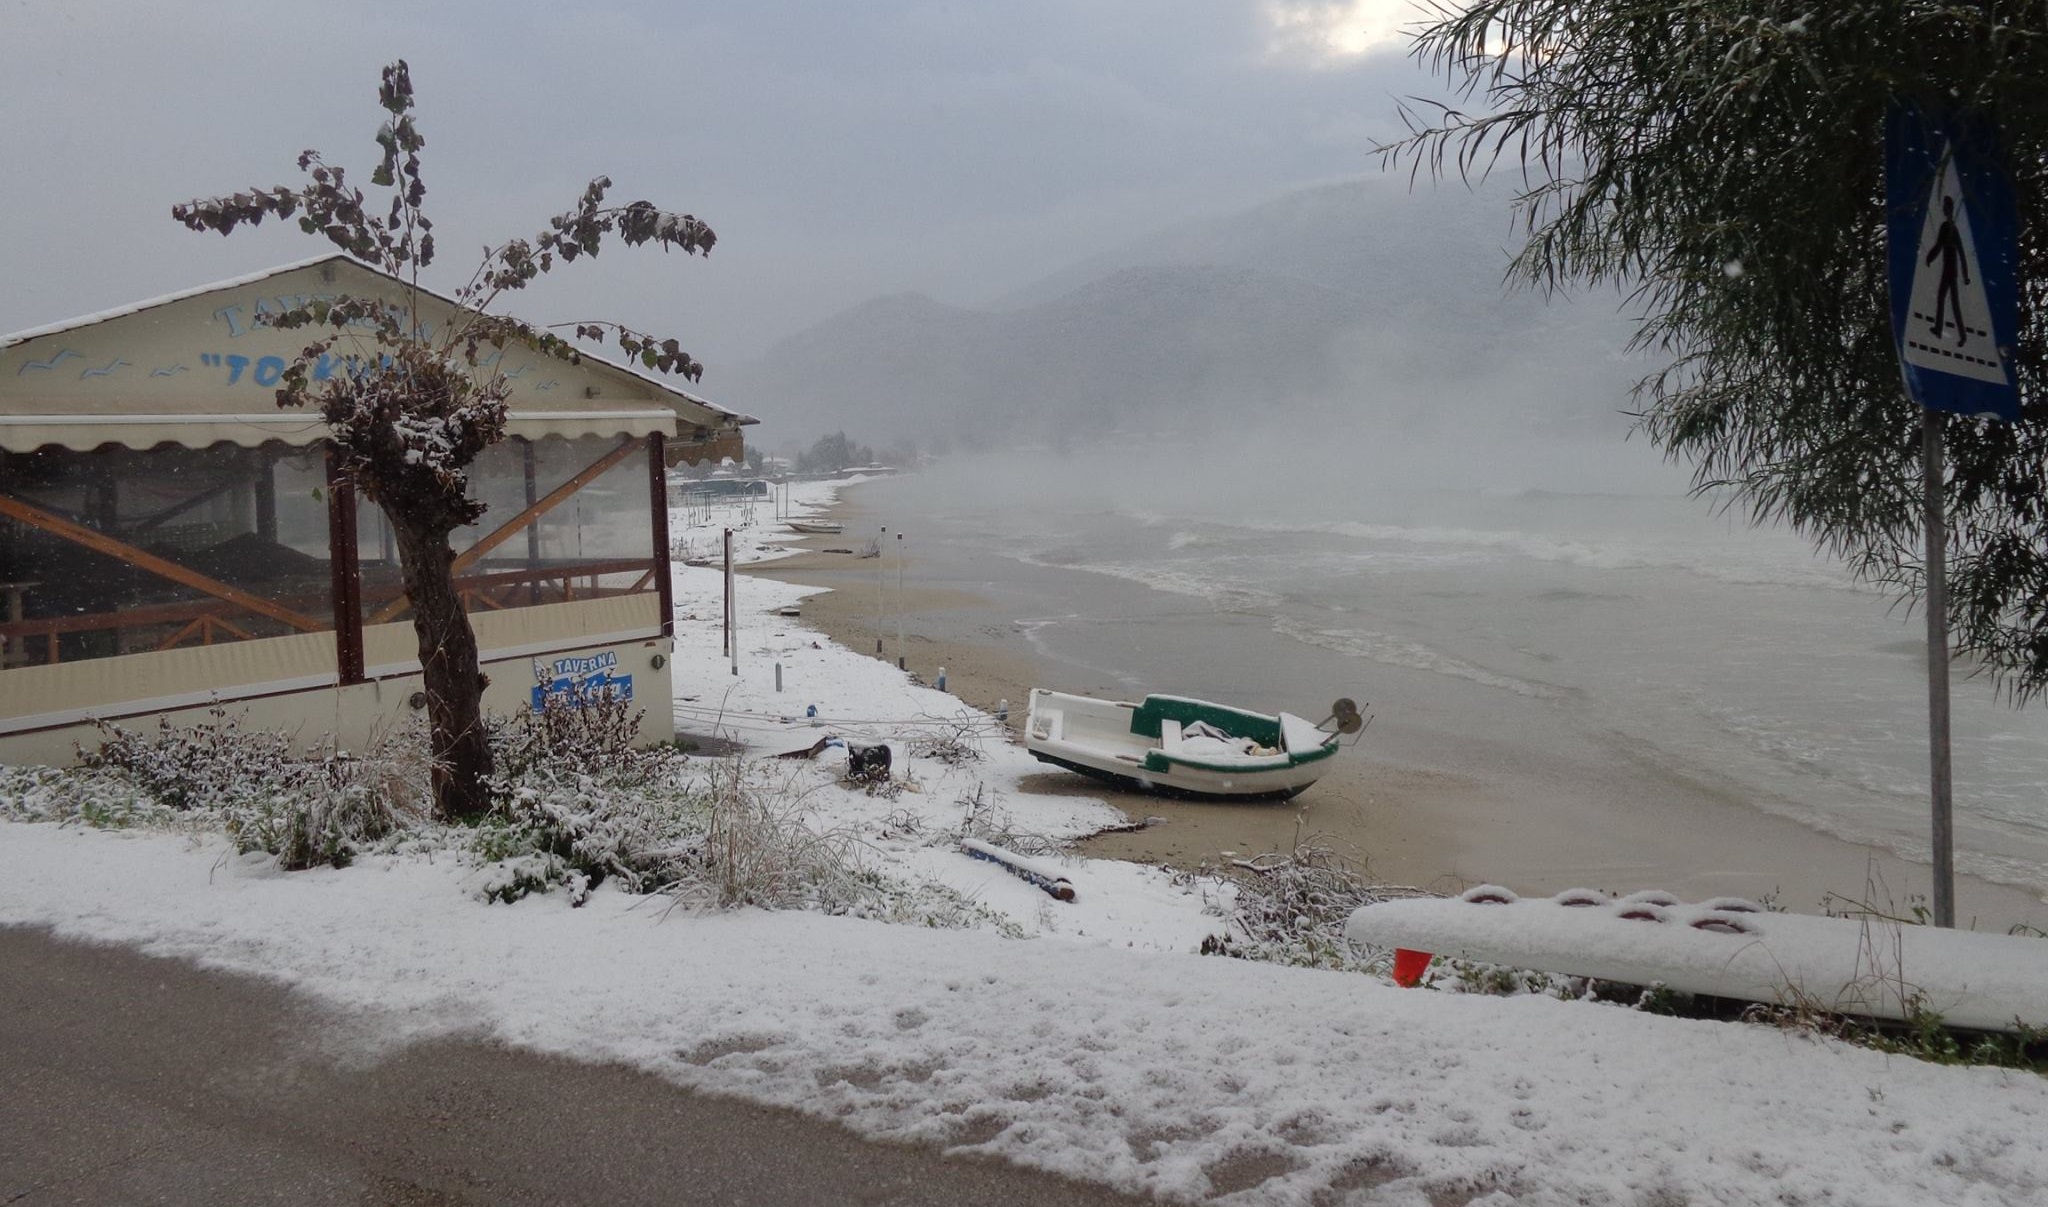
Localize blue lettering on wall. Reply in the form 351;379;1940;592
253;356;286;387
529;651;632;711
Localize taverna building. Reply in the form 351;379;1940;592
0;254;753;764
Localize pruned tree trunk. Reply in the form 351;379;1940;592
390;513;494;818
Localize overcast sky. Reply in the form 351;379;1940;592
2;0;1443;383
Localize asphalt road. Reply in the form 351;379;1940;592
0;925;1150;1206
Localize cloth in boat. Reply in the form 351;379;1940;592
1181;719;1279;758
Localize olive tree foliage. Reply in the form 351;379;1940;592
1385;3;2048;698
172;61;714;817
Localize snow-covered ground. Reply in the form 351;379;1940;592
3;478;2046;1206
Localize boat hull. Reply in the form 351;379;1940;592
1027;750;1317;802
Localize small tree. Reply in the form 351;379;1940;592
1386;3;2048;698
172;61;714;817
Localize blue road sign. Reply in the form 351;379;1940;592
1885;105;2021;421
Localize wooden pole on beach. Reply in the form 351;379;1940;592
896;531;906;670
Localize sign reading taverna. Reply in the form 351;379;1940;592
1885;106;2021;420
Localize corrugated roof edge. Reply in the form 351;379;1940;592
2;253;758;426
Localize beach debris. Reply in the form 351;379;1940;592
962;837;1075;902
1086;816;1159;836
907;713;985;765
777;605;802;617
1391;947;1434;987
846;742;893;783
776;735;840;760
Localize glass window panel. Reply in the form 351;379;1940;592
0;444;333;669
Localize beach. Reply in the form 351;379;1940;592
748;479;2048;934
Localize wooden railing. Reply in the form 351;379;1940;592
0;558;659;667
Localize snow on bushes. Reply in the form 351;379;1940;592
1197;833;1436;972
0;708;420;869
0;700;1028;935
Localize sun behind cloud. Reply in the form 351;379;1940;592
1265;0;1429;63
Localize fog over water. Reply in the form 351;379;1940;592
854;436;2048;905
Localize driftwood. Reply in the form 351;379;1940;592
962;838;1075;902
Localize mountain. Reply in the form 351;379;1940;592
718;177;1641;451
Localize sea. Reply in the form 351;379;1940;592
843;440;2048;906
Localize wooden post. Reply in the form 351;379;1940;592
723;527;736;675
649;432;673;639
523;439;541;606
1923;409;1955;928
327;445;365;685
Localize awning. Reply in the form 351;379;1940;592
667;427;747;467
0;408;683;454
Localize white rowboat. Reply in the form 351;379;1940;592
1024;689;1343;802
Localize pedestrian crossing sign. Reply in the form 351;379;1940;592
1885;106;2021;420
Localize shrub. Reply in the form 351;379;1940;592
221;749;415;870
19;709;431;870
1199;829;1435;973
81;707;299;811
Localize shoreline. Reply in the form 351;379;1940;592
745;487;2048;932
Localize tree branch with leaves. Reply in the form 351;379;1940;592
172;60;715;816
1386;1;2048;699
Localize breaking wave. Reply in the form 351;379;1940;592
1007;551;1286;613
1200;516;1865;593
1270;617;1560;699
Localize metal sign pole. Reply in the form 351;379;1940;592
1885;106;2019;929
1923;410;1955;927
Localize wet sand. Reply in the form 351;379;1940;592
747;500;2048;933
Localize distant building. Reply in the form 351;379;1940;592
0;254;755;764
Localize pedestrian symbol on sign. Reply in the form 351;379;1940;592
1900;147;2008;387
1924;195;1969;348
